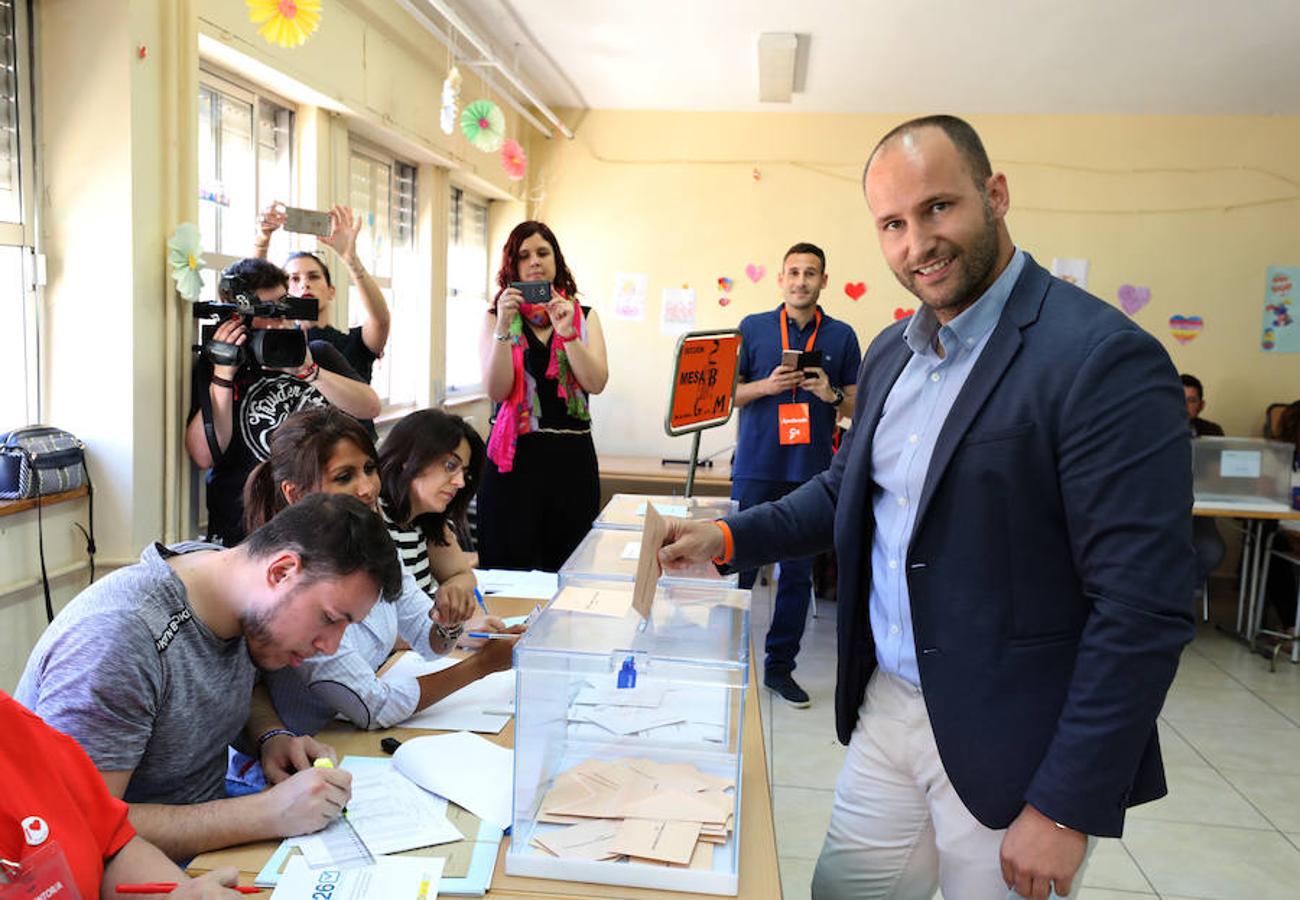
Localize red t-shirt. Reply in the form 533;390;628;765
0;692;136;900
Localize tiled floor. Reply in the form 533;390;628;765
750;577;1300;899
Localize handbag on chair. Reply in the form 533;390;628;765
0;425;96;622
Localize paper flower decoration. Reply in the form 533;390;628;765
461;100;505;152
167;223;206;301
440;66;462;136
246;0;322;49
501;138;527;181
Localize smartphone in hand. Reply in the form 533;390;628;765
510;281;552;304
284;206;332;237
781;349;801;370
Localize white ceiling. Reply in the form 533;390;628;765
444;0;1300;116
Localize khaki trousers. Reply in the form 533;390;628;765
810;670;1093;900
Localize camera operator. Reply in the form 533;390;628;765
254;203;390;382
185;258;382;546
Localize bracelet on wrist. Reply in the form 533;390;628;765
295;362;320;382
257;727;295;748
432;620;465;642
210;374;235;390
493;331;513;344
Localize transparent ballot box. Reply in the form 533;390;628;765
558;526;740;588
1193;437;1295;506
595;493;739;531
507;577;751;894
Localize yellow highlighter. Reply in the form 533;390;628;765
312;757;349;816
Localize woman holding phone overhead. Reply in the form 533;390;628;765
242;408;519;739
478;221;609;571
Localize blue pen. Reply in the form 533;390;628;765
466;631;514;640
473;586;490;616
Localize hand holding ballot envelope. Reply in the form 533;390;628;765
657;517;726;572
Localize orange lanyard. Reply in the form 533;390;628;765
781;307;822;352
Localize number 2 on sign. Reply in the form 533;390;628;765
778;402;811;445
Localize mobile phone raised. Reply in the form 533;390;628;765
284;206;332;237
781;349;802;370
510;281;552;304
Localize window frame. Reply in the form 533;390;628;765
0;0;41;426
348;139;418;409
445;183;491;398
196;64;296;280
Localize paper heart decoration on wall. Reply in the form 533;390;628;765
1169;315;1203;344
745;263;765;283
718;296;731;307
1117;284;1151;316
718;277;734;293
893;307;915;321
844;282;867;301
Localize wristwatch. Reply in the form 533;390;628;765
829;385;845;406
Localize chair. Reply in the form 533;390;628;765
1252;534;1300;671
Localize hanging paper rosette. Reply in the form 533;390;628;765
461;99;505;152
167;223;206;301
500;138;527;181
440;66;462;136
246;0;322;49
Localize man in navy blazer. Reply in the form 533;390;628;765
660;116;1194;899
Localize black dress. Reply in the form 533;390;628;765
476;309;600;571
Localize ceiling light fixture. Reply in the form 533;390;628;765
757;32;799;103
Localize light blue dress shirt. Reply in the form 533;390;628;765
869;249;1026;685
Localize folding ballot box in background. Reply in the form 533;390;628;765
1193;437;1296;507
594;493;739;531
559;526;739;589
507;576;751;894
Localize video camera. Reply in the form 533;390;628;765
193;269;319;369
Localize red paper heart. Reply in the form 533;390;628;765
844;282;867;301
718;296;731;307
893;307;914;320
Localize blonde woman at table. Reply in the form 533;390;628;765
242;408;521;740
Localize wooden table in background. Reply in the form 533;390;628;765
190;595;779;899
599;455;733;508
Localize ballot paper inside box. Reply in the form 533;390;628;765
507;576;750;895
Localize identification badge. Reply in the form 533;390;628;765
778;402;811;445
0;841;83;900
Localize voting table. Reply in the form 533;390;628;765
188;595;780;898
1194;500;1300;660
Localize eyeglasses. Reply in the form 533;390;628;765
439;456;469;477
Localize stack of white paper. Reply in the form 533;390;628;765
473;568;558;600
394;732;515;831
270;856;443;899
379;652;515;733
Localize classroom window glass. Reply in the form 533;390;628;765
446;186;489;395
196;71;294;299
0;0;37;428
350;147;417;406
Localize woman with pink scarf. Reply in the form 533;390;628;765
478;221;609;570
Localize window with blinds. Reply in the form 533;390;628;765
350;147;417;405
0;0;22;226
196;70;294;299
446;186;490;394
0;0;35;428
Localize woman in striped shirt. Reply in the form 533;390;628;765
241;408;519;738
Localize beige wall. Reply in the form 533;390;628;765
530;110;1300;459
